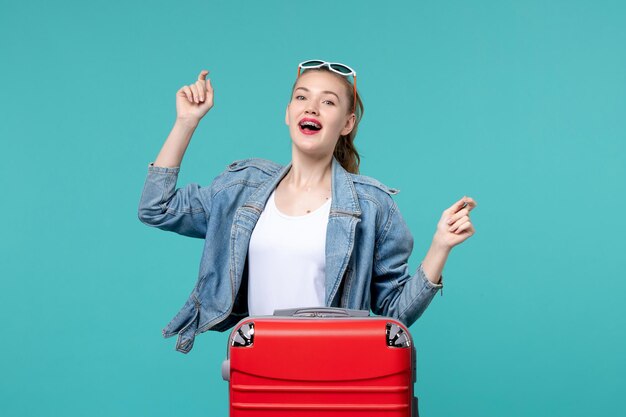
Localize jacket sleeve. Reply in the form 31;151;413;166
370;201;443;326
137;163;211;238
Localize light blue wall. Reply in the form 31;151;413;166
1;1;624;415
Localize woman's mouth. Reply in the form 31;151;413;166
299;118;323;135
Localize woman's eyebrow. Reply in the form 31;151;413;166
295;86;340;101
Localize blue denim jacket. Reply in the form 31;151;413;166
138;157;442;353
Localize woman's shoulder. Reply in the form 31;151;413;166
207;158;283;195
212;157;283;182
348;172;400;198
224;158;284;175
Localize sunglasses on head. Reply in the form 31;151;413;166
297;60;358;113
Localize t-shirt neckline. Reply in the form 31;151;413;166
269;190;331;219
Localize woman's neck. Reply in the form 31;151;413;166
285;153;333;190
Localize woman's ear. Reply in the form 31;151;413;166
285;104;290;126
340;113;356;136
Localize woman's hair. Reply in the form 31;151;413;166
291;67;364;174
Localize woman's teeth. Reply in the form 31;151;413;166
300;121;321;130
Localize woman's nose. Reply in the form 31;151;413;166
305;103;319;115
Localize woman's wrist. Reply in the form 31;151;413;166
431;234;453;253
420;237;451;285
174;116;200;130
153;119;199;168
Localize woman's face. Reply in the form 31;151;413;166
285;70;356;159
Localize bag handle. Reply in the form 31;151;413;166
273;307;370;318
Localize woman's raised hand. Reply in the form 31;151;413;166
175;69;214;125
433;196;477;250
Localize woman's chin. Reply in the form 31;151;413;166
291;140;333;159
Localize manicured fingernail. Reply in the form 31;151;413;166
446;218;452;224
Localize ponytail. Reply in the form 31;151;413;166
334;88;363;174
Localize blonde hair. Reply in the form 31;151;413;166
291;67;364;174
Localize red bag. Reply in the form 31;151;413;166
222;307;419;417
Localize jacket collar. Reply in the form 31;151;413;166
245;156;362;217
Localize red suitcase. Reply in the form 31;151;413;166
221;307;419;417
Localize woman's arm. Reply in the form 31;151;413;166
153;119;198;168
370;196;477;325
420;242;449;285
137;70;216;238
153;69;215;167
421;196;477;283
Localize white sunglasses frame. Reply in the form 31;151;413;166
297;60;357;77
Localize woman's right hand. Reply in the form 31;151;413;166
175;69;214;125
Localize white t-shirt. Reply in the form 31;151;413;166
247;189;331;316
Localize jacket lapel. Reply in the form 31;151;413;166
325;158;362;305
230;163;292;294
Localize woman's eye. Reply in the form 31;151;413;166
323;100;335;105
295;95;305;100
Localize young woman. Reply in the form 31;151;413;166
138;61;477;353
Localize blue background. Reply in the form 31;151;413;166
1;0;624;415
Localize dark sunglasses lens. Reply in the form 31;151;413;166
301;60;325;68
330;64;353;74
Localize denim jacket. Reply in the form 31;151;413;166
138;157;442;353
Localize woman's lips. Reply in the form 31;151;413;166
298;117;323;135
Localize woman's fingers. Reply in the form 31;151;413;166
435;196;477;248
195;80;205;102
197;69;209;81
449;215;470;232
190;83;201;103
454;221;474;235
448;196;477;212
176;70;213;120
444;196;477;224
175;70;214;122
189;69;212;103
177;82;209;104
198;70;211;100
446;208;470;225
180;85;193;102
446;197;465;214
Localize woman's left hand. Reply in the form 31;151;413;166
433;196;477;250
